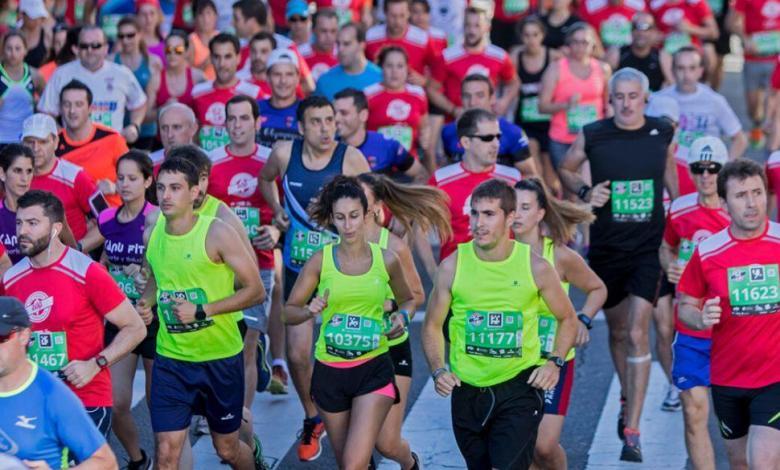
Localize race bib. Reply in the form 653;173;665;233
611;179;654;223
199;126;230;152
521;96;551;122
504;0;530;14
678;129;706;150
335;8;352;25
707;0;724;14
90;111;113;129
101;14;122;41
678;238;696;263
290;225;336;267
233;206;261;238
323;313;383;359
465;310;523;358
182;0;194;24
727;264;780;316
378;125;413;151
28;331;68;372
538;315;557;356
600;20;632;47
664;33;692;54
566;105;598;134
110;266;140;300
158;288;214;333
752;31;780;56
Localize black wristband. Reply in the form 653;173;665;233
195;304;207;321
432;367;448;381
577;185;592;201
578;313;593;330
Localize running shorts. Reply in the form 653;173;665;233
85;406;113;439
311;353;399;413
544;359;575;416
712;381;780;440
588;249;663;309
105;317;159;360
672;332;711;391
243;268;275;332
388;336;413;377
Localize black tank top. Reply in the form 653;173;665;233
618;46;664;92
24;29;47;68
516;48;551;130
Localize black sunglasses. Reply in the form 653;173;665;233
469;133;502;142
690;162;722;175
78;42;104;50
288;15;307;23
117;32;137;40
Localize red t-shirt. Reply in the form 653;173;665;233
587;4;646;47
314;0;366;23
493;0;539;21
432;44;517;108
579;0;646;23
772;55;780;89
365;83;428;158
663;193;731;338
3;248;126;406
678;221;780;388
429;163;522;260
734;0;780;61
31;159;100;241
298;43;339;82
650;0;714;49
766;150;780;220
365;24;435;75
207;144;275;270
428;27;448;55
192;80;263;152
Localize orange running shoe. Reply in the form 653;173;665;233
297;419;327;461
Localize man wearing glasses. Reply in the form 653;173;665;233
607;12;670;92
559;67;678;463
38;26;147;145
659;136;731;470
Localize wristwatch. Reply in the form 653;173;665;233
547;356;565;368
578;313;593;330
94;354;109;370
195;305;207;321
432;367;448;381
577;185;592;202
399;309;410;327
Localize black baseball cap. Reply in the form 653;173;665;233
0;297;30;335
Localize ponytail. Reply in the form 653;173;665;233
514;178;594;244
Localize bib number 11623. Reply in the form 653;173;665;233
728;264;780;316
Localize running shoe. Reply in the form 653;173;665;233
749;127;765;149
253;433;269;470
617;396;626;441
411;451;422;469
256;333;271;393
620;428;642;462
297;419;327;461
661;383;681;412
194;415;209;436
127;449;152;470
269;365;289;395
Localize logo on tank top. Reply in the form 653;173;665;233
468;311;485;327
661;8;684;26
24;291;54;323
386;99;412;120
761;1;780;19
465;64;491;78
228;172;258;197
206;102;226;125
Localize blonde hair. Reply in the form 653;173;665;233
515;178;594;244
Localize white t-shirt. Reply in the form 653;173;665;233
38;60;147;132
652;83;742;161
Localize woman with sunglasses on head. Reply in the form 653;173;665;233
0;31;44;148
512;177;607;470
147;30;205;114
357;172;450;470
98;150;158;470
113;15;162;150
284;175;419;470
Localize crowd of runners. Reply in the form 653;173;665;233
0;0;779;469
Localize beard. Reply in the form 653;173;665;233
18;233;51;258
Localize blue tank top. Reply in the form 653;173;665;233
282;139;346;272
0;200;20;263
257;99;302;148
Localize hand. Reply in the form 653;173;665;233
122;124;140;144
273;210;290;231
666;262;685;284
22;460;52;470
702;296;721;328
306;289;330;318
575;322;590;347
528;362;561;391
567;93;580;109
252;225;280;251
433;371;461;397
123;263;141;278
98;179;116;195
407;70;427;87
588;180;611;208
62;358;101;388
385;312;406;339
676;18;692;34
133;266;150;296
172;298;198;323
136;298;154;325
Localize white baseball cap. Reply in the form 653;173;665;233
22;113;58;140
267;48;299;72
19;0;49;19
646;95;679;124
687;136;728;166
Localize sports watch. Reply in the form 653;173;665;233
578;313;593;330
547;356;565;368
195;305;207;321
94;354;109;370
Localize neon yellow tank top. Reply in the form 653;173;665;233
147;214;243;362
378;228;410;347
537;237;575;362
449;241;542;387
315;242;390;362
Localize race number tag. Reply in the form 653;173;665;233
158;288;214;333
611;180;654;222
324;314;383;359
233;206;261;238
504;0;530;14
378;125;413;151
101;14;122;41
678;238;696;263
521;96;551;122
290;226;335;267
566;105;597;134
28;332;68;372
707;0;724;14
538;315;557;356
677;129;706;151
727;264;780;316
663;33;692;54
600;20;632;47
465;311;523;358
752;31;780;56
110;266;140;300
199;126;230;152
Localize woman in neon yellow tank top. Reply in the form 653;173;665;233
357;173;451;469
513;178;607;470
284;176;419;470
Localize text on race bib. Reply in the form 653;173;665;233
521;96;551;123
233;206;261;238
752;31;780;56
600;21;632;47
110;266;140;300
199;126;230;152
678;238;696;263
378;125;413;152
538;315;557;356
504;0;530;14
611;179;654;223
158;288;214;333
290;225;336;267
664;33;692;54
727;264;780;316
324;313;383;359
567;105;598;134
28;331;68;372
465;310;523;358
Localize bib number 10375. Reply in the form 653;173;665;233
728;264;780;316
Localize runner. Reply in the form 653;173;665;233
0;145;38;264
236;31;276;96
606;13;670;92
558;67;678;462
511;177;607;469
298;9;339;82
257;49;303;148
333;88;427;181
581;0;646;52
357;172;451;468
315;22;383;101
0;31;44;148
154;102;199;169
259;95;370;461
0;297;118;468
541;0;584;50
98;150;158;470
678;159;780;469
3;190;146;437
422;178;578;470
208;95;278;406
286;0;312;45
140;157;267;469
285;175;419;469
648;0;718;58
409;0;448;53
659;136;730;469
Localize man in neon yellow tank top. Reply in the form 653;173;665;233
137;157;268;470
422;179;578;470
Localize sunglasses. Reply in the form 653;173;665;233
632;22;654;31
78;42;104;50
288;15;308;23
166;45;186;55
690;162;722;175
469;133;502;142
117;32;137;40
0;328;19;344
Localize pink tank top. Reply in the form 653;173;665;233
156;67;195;109
549;57;606;144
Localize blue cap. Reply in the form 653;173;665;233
286;0;309;20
